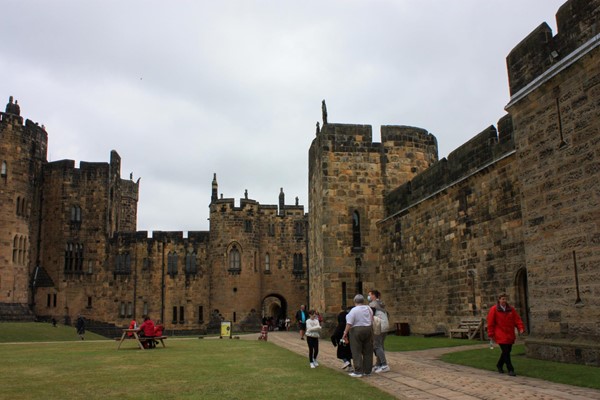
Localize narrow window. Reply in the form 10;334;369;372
265;253;270;272
198;306;204;323
172;306;178;324
87;296;92;308
119;302;126;318
185;252;197;275
268;223;275;236
53;294;57;307
47;293;51;307
179;306;185;324
0;161;7;177
229;246;241;271
244;220;252;232
168;252;178;276
143;302;148;316
233;311;237;322
352;211;361;248
127;302;133;318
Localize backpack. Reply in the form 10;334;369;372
374;309;389;334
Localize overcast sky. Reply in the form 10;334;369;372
1;0;566;233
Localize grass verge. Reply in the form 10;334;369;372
441;344;600;390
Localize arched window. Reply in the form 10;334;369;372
352;210;361;249
1;161;7;177
229;245;241;271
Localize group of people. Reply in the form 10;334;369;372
128;315;164;349
295;289;390;376
294;291;525;378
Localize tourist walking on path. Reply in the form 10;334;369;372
342;294;373;377
295;305;308;340
331;306;353;370
487;293;525;376
369;289;390;373
306;309;322;368
75;315;85;340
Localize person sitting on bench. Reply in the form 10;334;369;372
137;315;156;349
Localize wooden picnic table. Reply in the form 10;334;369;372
116;329;168;350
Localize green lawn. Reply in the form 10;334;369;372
441;344;600;390
0;323;394;400
384;334;482;351
0;322;108;342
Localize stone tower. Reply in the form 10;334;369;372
0;97;47;307
308;120;437;321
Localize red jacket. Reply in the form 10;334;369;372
154;324;164;337
487;304;524;344
139;319;155;337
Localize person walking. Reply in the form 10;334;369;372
295;305;308;340
75;315;85;340
369;289;390;373
331;306;353;370
305;309;322;368
487;293;525;376
342;294;373;377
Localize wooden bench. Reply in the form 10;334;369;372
449;318;484;340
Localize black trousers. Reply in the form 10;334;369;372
497;343;514;372
307;336;319;362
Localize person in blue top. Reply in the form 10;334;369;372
295;305;308;340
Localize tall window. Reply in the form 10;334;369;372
185;252;197;275
293;253;303;275
352;211;361;248
168;251;178;276
294;221;303;236
13;235;27;265
64;243;74;271
172;306;178;324
228;245;241;273
265;253;270;272
198;306;204;323
70;205;81;223
179;306;185;324
1;161;6;177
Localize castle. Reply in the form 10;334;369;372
1;0;599;365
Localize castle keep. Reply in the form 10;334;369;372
0;0;598;365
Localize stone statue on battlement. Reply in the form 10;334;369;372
316;121;320;134
322;99;328;125
5;96;21;116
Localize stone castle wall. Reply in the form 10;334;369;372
378;120;525;334
505;0;600;365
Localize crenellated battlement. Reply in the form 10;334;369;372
507;0;600;95
381;125;438;151
385;115;515;216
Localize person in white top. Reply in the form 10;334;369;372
342;294;373;377
305;309;322;368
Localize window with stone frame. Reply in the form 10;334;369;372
264;253;271;273
70;205;82;224
1;160;7;177
114;252;131;275
64;243;74;272
172;306;178;324
294;221;303;237
244;220;252;232
228;244;241;274
167;251;178;277
13;235;27;265
268;223;275;236
293;253;303;276
185;251;197;275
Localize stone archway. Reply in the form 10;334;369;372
514;267;530;333
262;293;288;331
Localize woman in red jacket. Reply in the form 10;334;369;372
487;293;525;376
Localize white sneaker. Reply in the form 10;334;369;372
348;372;363;378
375;365;390;373
310;362;316;368
341;360;351;369
313;360;319;366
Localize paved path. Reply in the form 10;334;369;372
252;331;600;400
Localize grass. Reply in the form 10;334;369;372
0;323;395;400
0;322;108;342
441;344;600;390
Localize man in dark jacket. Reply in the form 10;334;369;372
295;305;307;340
